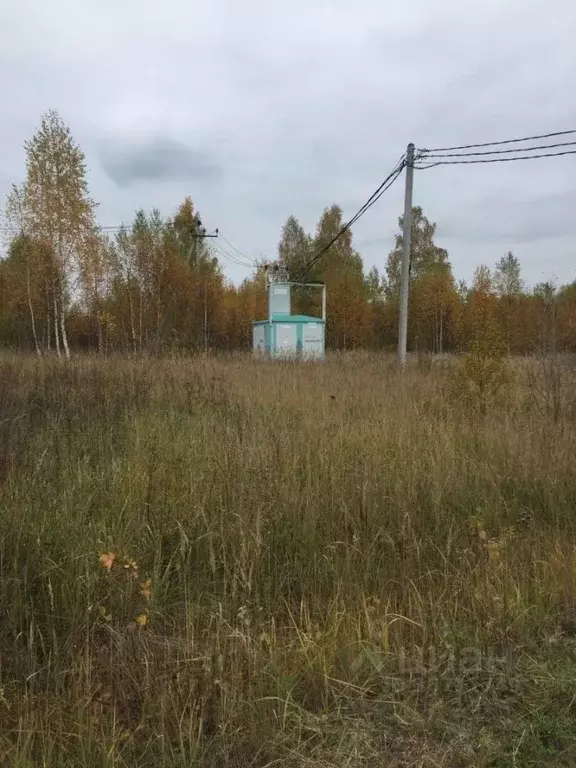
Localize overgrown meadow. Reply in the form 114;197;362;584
1;352;575;767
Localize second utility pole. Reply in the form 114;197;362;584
397;142;414;367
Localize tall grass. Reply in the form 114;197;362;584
0;352;575;766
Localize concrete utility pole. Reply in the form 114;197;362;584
397;142;415;367
186;219;218;352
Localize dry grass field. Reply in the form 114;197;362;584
1;352;576;767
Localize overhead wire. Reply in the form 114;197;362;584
85;222;256;269
347;155;406;223
213;247;255;269
96;223;218;234
212;242;256;269
292;155;406;282
414;148;576;169
293;162;405;282
421;139;576;159
421;128;576;153
217;232;258;265
293;155;406;281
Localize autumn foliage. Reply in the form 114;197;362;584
1;111;576;356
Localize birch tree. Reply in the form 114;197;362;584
494;251;523;353
4;184;41;355
79;230;116;353
23;110;96;357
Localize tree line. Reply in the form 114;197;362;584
1;110;575;356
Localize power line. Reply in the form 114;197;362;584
292;156;406;282
212;242;255;269
420;139;576;159
217;232;257;265
346;156;406;226
422;128;576;153
99;223;254;267
212;241;256;269
293;160;405;282
415;148;576;169
97;222;218;235
294;157;405;281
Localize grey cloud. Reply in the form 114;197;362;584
438;191;576;245
99;137;221;187
2;0;576;285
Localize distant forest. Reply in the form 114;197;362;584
1;111;575;356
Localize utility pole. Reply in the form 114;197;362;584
186;218;218;352
397;142;415;367
186;219;218;263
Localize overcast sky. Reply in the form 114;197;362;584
1;0;575;287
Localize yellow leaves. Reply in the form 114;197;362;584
96;552;151;629
98;552;139;575
140;579;152;601
99;552;116;571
